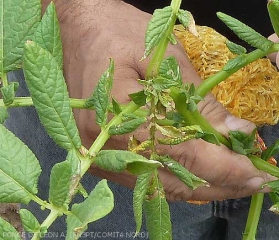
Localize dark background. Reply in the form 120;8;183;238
124;0;273;47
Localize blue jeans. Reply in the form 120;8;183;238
5;70;279;239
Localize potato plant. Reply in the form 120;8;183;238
1;0;279;240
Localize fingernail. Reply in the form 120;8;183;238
245;177;265;190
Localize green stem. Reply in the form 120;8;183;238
196;43;279;98
1;72;8;87
31;209;60;240
80;101;140;175
242;193;264;240
145;0;181;79
249;155;279;178
170;87;230;147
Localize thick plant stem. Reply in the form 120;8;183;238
249;155;279;178
242;193;264;240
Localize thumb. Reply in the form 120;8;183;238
199;94;256;137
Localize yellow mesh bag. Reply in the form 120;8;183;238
174;25;279;125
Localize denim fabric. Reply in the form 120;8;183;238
5;70;279;239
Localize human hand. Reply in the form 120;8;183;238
44;0;274;201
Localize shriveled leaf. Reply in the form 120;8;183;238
1;83;17;105
91;59;114;127
262;140;279;161
23;41;81;150
133;173;152;234
0;106;8;123
144;176;172;240
95;150;162;175
111;97;122;115
229;129;259;155
0;217;22;240
66;180;114;240
19;209;40;233
177;10;198;36
270;202;279;214
0;0;41;74
34;2;63;68
144;6;174;58
0;125;41;204
108;117;146;135
160;156;208;189
226;41;247;55
129;90;147;106
217;12;273;51
49;161;72;208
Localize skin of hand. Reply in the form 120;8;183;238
42;0;274;201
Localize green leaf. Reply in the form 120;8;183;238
268;0;279;37
177;9;194;29
23;41;81;150
34;2;63;68
0;0;41;74
95;150;162;175
200;132;221;146
91;59;114;127
144;178;172;240
229;129;259;156
1;83;17;105
111;97;122;115
0;125;41;204
226;41;247;55
223;55;247;74
264;180;279;193
133;173;152;234
0;106;8;123
129;90;147;106
49;161;72;208
217;12;273;52
157;56;182;87
160;156;208;189
0;217;22;240
144;6;174;58
19;209;40;233
108;117;146;135
262;140;279;161
66;180;114;240
269;192;279;204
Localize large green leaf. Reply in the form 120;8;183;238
19;209;40;233
66;180;114;240
34;2;63;68
0;124;41;204
144;6;174;58
0;217;22;240
23;41;81;150
0;0;41;74
95;150;162;175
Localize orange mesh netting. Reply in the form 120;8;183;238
174;25;279;125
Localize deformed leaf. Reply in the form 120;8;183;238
49;161;72;208
0;217;22;240
217;12;273;52
66;180;114;240
0;0;41;74
90;59;114;127
160;156;208;189
1;83;17;105
108;117;146;135
269;202;279;214
23;41;81;151
226;40;247;55
34;2;63;68
0;106;8;123
19;209;40;233
177;10;198;36
0;125;41;204
144;6;174;58
129;90;147;106
133;173;152;234
95;150;162;175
